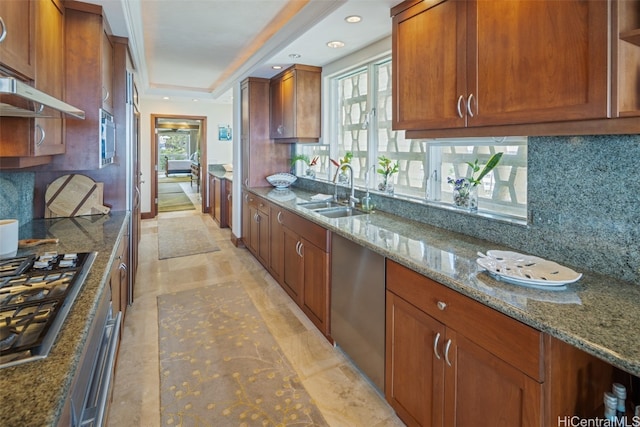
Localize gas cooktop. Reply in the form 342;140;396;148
0;251;97;368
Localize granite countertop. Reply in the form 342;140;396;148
208;164;233;180
249;186;640;378
0;212;129;427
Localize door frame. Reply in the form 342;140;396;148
150;114;208;217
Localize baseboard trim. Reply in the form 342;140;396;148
231;233;245;248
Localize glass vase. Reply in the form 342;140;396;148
378;176;394;195
453;185;478;212
305;168;316;179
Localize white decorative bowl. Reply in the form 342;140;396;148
266;173;297;189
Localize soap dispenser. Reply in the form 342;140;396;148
361;166;375;212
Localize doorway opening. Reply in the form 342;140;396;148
150;114;207;217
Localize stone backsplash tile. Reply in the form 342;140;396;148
0;172;34;230
295;134;640;284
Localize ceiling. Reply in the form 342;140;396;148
88;0;398;103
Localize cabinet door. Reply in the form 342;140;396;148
225;179;233;228
34;0;64;157
248;204;259;256
101;29;113;113
0;0;35;79
256;207;269;267
386;291;445;427
269;207;285;283
280;72;295;138
393;0;465;130
209;174;216;221
443;331;542;427
282;227;303;305
468;0;608;126
300;238;329;335
212;177;222;224
270;76;284;139
241;191;252;249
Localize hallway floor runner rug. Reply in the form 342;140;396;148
157;282;328;426
158;186;195;212
157;216;220;260
158;182;185;194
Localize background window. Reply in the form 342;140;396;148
296;56;528;220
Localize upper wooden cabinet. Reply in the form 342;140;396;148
241;77;289;187
50;2;113;170
0;0;35;79
269;64;321;143
393;0;609;131
392;0;640;137
0;0;64;168
34;0;65;157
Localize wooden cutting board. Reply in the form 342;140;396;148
45;174;110;217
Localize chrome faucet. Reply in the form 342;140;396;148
341;163;358;208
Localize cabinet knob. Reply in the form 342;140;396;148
0;17;6;43
437;301;447;311
433;332;442;360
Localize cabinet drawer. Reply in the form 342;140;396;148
247;194;269;214
277;209;330;252
386;260;543;381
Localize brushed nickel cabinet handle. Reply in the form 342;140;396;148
35;124;46;146
433;332;441;360
0;17;7;43
467;93;475;118
298;242;304;258
457;95;465;118
444;339;452;367
277;211;283;224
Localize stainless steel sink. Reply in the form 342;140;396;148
297;200;341;210
313;206;366;218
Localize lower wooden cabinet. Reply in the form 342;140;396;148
277;208;330;337
244;191;331;338
386;259;615;426
109;230;129;337
246;194;270;266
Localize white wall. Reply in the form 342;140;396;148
139;97;233;213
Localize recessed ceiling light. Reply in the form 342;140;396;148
272;65;283;70
289;53;301;59
345;15;361;23
163;96;170;100
327;40;345;49
192;99;199;102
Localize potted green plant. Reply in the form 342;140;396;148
447;152;503;211
377;155;399;194
291;154;319;178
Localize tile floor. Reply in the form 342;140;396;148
107;194;405;426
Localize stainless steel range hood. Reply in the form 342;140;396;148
0;77;85;119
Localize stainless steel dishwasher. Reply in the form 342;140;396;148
331;233;385;392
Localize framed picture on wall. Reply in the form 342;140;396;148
218;125;232;141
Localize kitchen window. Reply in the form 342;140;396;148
296;57;527;220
